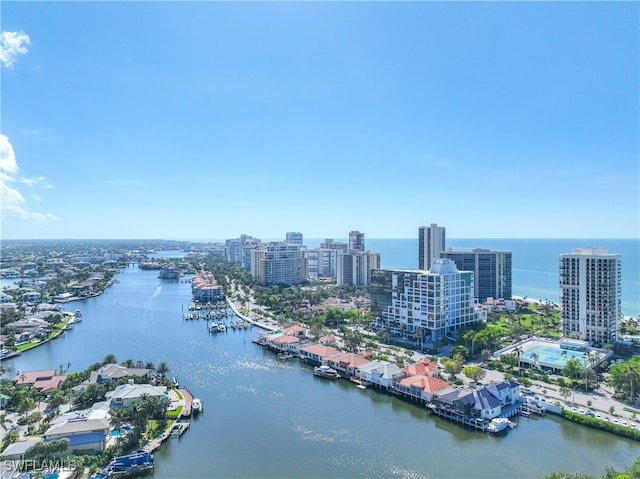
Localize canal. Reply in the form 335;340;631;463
2;264;637;478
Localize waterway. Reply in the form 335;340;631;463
2;265;638;478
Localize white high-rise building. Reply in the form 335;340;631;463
371;259;481;342
336;250;380;286
348;231;365;252
560;247;621;347
250;242;304;286
303;248;340;279
418;224;446;270
285;232;303;246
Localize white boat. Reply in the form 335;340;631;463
192;398;202;415
74;310;83;322
313;365;340;379
356;384;367;390
278;352;295;360
487;418;510;434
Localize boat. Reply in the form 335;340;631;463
74;310;83;322
313;365;340;379
356;384;367;390
192;398;203;415
486;418;510;434
97;451;154;477
278;352;295;360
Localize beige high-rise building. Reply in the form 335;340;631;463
560;247;621;347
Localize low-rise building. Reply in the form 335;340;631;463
106;384;167;409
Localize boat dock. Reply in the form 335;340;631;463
180;388;193;417
141;420;190;453
427;404;490;431
169;421;190;436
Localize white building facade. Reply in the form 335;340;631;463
373;259;481;342
560;247;621;347
418;223;446;270
251;242;304;286
336;250;381;286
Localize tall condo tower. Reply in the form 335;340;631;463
441;248;512;302
285;232;303;246
348;231;365;251
559;247;621;347
418;224;446;270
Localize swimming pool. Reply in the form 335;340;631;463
522;344;590;368
110;425;132;437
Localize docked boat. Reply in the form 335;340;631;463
487;418;510;434
313;365;340;379
95;451;154;478
278;352;295;360
192;398;203;415
74;310;83;322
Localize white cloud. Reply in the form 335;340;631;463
20;175;54;189
21;129;40;136
0;135;19;174
0;134;56;225
0;31;31;69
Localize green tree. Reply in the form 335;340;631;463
157;362;170;376
608;358;640;403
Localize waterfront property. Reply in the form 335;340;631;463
371;259;482;343
14;369;67;392
494;337;611;374
106;384;168;409
44;415;110;454
440;247;512;302
560;247;622;347
191;273;223;302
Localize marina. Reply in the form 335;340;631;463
2;265;638;478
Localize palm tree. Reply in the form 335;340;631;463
530;352;540;370
157;362;170;377
103;354;117;365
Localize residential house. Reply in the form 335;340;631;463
326;352;371;377
355;360;404;390
14;369;67;393
299;344;341;364
395;375;452;402
0;439;42;461
89;364;152;385
44;417;110;453
106;384;167;409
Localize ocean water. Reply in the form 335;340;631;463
307;238;640;318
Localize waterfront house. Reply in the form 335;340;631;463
14;369;67;393
89;364;152;385
326;352;371;377
267;334;304;354
281;325;308;339
394;375;452;402
299;344;341;364
431;381;521;420
106;384;167;409
355;361;404;390
404;359;439;377
44;416;110;453
485;380;521;407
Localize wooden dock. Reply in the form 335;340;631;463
180;388;193;417
141;421;190;453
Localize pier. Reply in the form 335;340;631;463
427;404;490;431
180;388;193;417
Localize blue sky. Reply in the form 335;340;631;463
1;1;638;240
